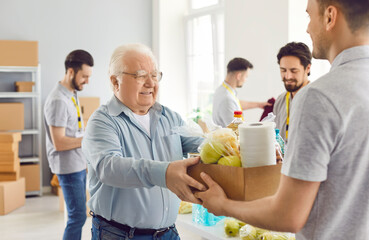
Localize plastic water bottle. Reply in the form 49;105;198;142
275;129;285;156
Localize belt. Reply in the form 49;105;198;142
92;212;174;237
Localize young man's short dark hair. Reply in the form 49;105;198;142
65;49;94;73
316;0;369;32
277;42;312;76
227;58;253;74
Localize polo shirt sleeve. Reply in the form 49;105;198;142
281;87;341;182
44;99;68;128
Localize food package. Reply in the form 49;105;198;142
178;201;192;214
198;128;240;166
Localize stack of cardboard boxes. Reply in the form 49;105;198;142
0;132;25;215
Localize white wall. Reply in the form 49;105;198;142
0;0;152;186
225;0;289;122
288;0;330;81
153;0;188;117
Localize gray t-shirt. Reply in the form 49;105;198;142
281;46;369;239
212;81;242;127
44;83;86;174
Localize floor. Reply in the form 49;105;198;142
0;194;201;240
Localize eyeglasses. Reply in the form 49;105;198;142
121;70;163;84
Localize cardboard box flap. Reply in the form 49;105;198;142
188;163;245;201
0;132;22;143
244;164;282;201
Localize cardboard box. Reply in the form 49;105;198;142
0;170;19;181
0;158;20;172
0;40;38;67
0;151;18;161
20;164;40;192
187;163;282;201
0;103;24;131
0;132;22;143
0;177;25;215
79;97;100;120
0;142;19;152
15;81;35;92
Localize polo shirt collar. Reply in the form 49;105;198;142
57;82;75;98
331;45;369;71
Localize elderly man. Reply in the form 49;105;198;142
195;0;369;239
82;43;205;240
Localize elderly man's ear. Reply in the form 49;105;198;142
110;76;120;91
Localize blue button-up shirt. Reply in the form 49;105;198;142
82;95;203;229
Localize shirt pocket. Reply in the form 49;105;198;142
163;133;183;161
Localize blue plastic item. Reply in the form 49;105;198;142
275;128;285;155
192;204;225;226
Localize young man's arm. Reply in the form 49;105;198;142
240;100;272;110
49;126;82;151
195;173;320;233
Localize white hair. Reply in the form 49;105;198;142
109;43;158;90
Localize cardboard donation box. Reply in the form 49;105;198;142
0;103;24;131
15;81;35;92
188;163;282;201
0;40;38;66
0;177;25;215
20;164;40;192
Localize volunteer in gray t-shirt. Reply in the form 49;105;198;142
273;42;311;142
194;0;369;239
44;50;93;240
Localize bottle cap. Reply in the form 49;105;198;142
234;110;243;115
275;128;280;135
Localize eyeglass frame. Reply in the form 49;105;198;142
120;70;163;84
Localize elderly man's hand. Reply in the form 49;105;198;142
166;157;206;204
194;172;228;216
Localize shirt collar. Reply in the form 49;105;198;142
331;45;369;71
223;81;237;95
106;95;163;117
57;82;75;98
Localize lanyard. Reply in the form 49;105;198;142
285;92;291;141
222;82;244;120
71;96;83;130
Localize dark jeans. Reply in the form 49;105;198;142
91;215;180;240
58;169;87;240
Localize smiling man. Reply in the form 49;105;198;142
44;49;94;240
273;42;312;142
82;43;205;240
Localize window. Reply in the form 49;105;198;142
185;0;224;117
190;0;219;9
